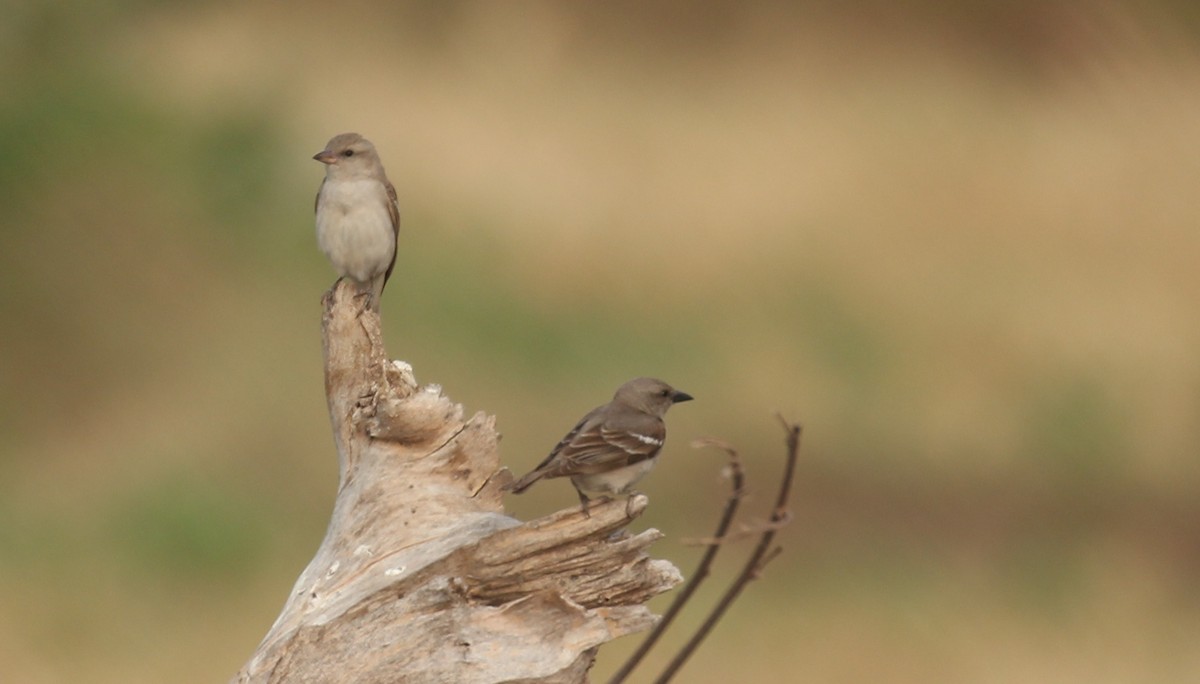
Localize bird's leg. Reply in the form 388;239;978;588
574;484;593;519
352;290;375;317
332;276;374;317
337;277;375;317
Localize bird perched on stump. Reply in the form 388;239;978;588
507;377;693;516
313;132;400;313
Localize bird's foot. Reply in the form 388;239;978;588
576;491;613;519
352;291;377;317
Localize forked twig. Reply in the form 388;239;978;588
608;438;746;684
652;417;802;684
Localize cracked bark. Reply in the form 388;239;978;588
232;280;681;684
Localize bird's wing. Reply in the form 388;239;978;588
314;177;326;214
507;407;601;492
381;180;401;291
553;412;665;475
533;407;600;471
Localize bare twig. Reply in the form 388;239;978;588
652;417;802;684
681;513;793;546
607;438;746;684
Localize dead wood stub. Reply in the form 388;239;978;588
233;280;679;684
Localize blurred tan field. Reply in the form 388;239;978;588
3;1;1200;682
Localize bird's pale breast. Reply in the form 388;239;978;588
571;458;657;496
315;179;396;282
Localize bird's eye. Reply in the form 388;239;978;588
660;389;671;397
342;149;354;157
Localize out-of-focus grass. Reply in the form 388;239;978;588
2;1;1200;682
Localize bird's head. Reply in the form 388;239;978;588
614;377;693;417
313;132;385;180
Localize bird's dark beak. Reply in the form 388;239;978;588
313;150;337;165
672;390;694;403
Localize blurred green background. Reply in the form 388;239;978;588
3;1;1200;681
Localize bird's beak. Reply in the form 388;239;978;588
313;150;337;165
672;390;694;403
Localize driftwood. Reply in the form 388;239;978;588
233;280;682;684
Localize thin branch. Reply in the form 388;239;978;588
681;513;793;546
607;438;746;684
652;418;802;684
757;545;784;574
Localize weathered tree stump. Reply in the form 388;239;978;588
233;280;681;683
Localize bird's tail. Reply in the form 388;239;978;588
505;470;543;494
